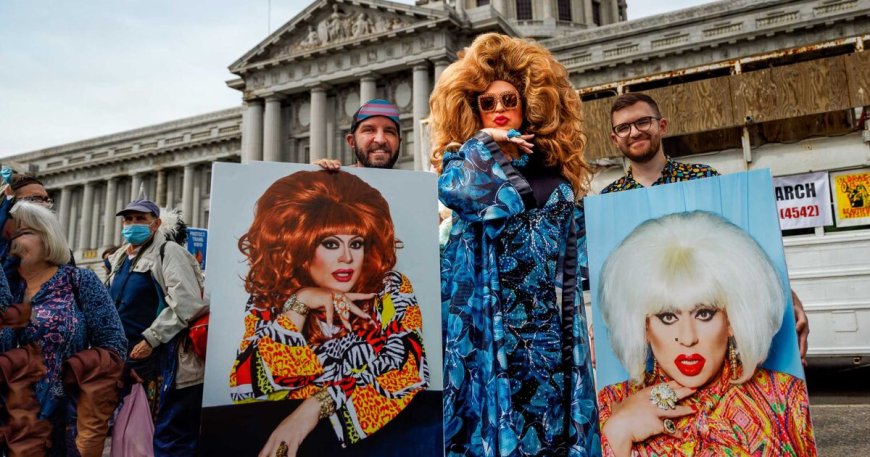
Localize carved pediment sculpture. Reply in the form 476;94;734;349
263;4;415;60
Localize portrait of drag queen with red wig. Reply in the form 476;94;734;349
229;170;429;457
596;211;816;457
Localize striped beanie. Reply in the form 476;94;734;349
350;99;401;133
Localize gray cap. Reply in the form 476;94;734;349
116;199;160;217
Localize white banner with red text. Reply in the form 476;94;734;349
773;171;833;230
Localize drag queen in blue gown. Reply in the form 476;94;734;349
429;33;600;457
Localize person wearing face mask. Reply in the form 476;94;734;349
104;199;207;457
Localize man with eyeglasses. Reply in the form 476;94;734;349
10;175;55;208
600;93;718;193
597;92;810;366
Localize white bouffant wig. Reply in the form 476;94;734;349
598;211;785;384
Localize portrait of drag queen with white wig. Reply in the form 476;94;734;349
595;211;816;457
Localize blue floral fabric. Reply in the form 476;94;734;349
0;264;127;456
440;133;600;457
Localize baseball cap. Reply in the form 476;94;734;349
350;99;401;133
116;199;160;217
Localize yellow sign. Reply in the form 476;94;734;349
831;168;870;227
81;249;98;259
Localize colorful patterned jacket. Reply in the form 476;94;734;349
230;270;428;447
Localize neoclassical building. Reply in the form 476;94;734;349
8;0;870;361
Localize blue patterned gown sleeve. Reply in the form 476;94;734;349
440;132;600;457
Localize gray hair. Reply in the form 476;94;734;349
598;211;785;383
10;201;71;265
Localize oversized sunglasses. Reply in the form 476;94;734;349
477;90;520;112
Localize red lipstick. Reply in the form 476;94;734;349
494;115;509;126
332;269;355;283
674;353;706;376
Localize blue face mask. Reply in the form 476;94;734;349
122;224;153;245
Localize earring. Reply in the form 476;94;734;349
728;337;738;380
652;357;658;376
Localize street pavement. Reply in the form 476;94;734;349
807;364;870;456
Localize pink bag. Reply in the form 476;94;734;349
110;384;154;457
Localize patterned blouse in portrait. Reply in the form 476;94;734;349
230;271;429;447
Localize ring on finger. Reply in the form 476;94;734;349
333;294;351;320
663;418;677;435
276;441;289;457
649;383;679;410
506;128;522;140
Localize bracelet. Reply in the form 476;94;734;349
284;294;309;316
314;388;336;419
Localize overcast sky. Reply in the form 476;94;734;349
0;0;710;156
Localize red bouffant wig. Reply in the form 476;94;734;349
239;170;396;342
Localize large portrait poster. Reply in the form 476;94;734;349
585;170;816;455
201;162;443;457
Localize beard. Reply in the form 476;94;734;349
622;133;662;164
353;141;399;169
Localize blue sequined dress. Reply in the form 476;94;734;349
440;132;600;457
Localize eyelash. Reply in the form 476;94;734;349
321;239;364;249
655;308;718;324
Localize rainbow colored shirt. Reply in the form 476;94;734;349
597;366;816;456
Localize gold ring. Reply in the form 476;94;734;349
663;418;677;435
649;383;678;410
275;441;289;457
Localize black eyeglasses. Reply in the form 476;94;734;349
612;116;661;138
19;196;55;208
477;90;520;112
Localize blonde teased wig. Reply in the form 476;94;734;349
428;33;591;198
598;211;786;384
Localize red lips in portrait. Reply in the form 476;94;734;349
674;353;706;376
332;269;355;283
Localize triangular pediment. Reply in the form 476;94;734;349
230;0;453;73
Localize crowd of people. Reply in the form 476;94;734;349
0;32;813;457
0;172;206;456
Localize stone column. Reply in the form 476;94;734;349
78;182;95;250
130;173;142;201
360;74;378;105
156;169;167;207
433;59;450;85
412;63;431;171
182;164;195;224
102;178;118;249
584;0;594;25
309;85;328;162
242;99;264;163
114;189;126;246
68;192;79;250
263;95;283;162
89;187;102;249
608;0;620;23
166;170;176;209
192;166;203;228
493;0;506;14
543;0;553;20
58;186;73;235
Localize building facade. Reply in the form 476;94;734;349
6;0;870;363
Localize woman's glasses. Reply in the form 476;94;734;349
477;90;520;113
611;116;661;138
